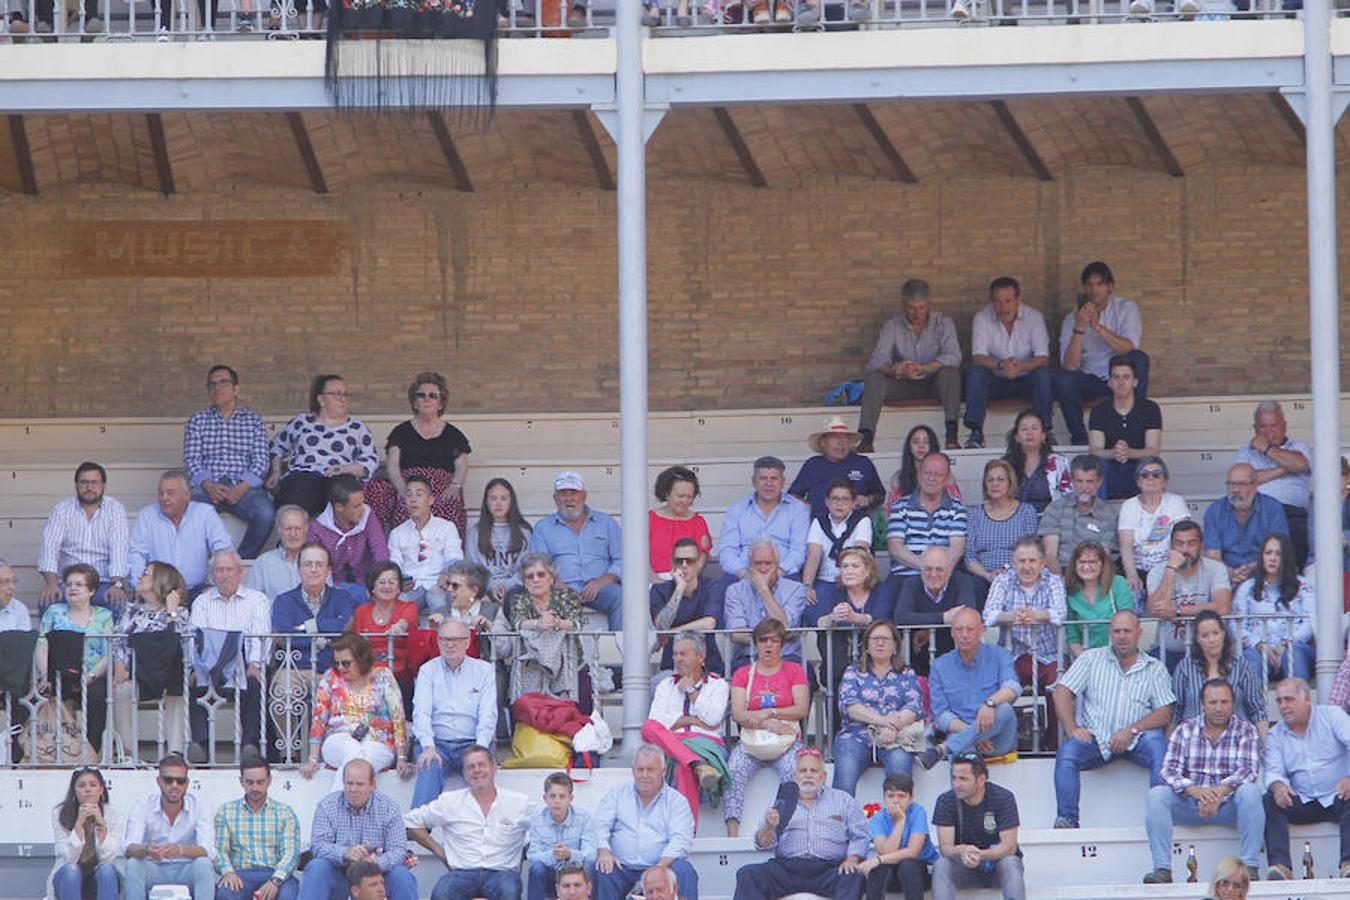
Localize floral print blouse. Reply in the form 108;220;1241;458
115;602;195;666
309;666;406;754
507;586;582;630
836;664;924;743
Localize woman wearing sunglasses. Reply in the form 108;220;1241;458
1117;455;1189;597
50;766;122;900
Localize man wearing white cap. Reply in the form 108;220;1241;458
528;471;624;630
789;416;885;521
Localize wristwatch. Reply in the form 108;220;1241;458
270;876;285;887
983;699;996;709
1129;726;1140;737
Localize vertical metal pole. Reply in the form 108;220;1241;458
617;0;650;759
1303;0;1345;682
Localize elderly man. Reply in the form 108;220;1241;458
124;753;217;900
411;618;498;809
789;417;884;519
0;560;34;756
641;865;683;900
184;364;274;560
1262;678;1350;880
1144;679;1264;884
962;276;1052;449
591;745;699;900
641;630;730;825
724;539;810;670
734;748;870;900
246;505;308;601
528;471;623;630
856;278;963;452
920;607;1020;768
187;549;271;763
886;452;967;579
300;759;418;900
214;755;302;900
38;461;130;607
1233;401;1311;568
1203;462;1290;585
1054;260;1149;446
405;744;535;900
931;753;1025;900
718;456;811;584
308;474;388;597
1052;610;1175;829
129;468;234;594
1088;355;1163;500
1038;455;1118;574
893;546;982;676
1147;521;1232;673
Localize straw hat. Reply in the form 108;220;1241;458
808;416;863;454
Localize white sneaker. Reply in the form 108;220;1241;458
950;0;969;17
1128;0;1152;12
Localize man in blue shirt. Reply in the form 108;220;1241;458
128;468;235;593
300;759;417;900
528;471;623;630
1262;678;1350;881
788;417;884;520
920;607;1020;768
591;745;698;900
718;457;811;582
1203;463;1290;584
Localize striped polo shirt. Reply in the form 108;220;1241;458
1057;645;1175;760
886;491;969;576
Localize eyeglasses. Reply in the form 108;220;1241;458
1138;470;1165;479
1226;480;1255;488
413;391;441;400
159;775;188;785
438;636;470;645
333;658;356;669
76;479;104;488
672;557;699;566
447;581;468;591
207;379;234;388
524;570;551;580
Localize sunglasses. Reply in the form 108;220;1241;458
1138;470;1165;479
447;581;469;591
334;658;357;669
160;775;188;785
524;570;551;580
413;391;441;400
671;557;699;566
795;747;823;758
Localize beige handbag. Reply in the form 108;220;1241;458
738;664;799;761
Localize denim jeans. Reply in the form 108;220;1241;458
192;485;276;560
1053;731;1167;825
931;855;1025;900
1145;782;1265;870
411;737;475;808
1053;349;1151;444
216;867;300;900
568;580;623;631
963;365;1053;431
831;731;914;796
124;857;216;900
1243;641;1315;683
941;702;1017;758
53;862;119;900
431;868;522;900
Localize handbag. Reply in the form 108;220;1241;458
868;720;928;752
738;664;799;761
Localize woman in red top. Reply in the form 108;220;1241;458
351;561;419;712
649;465;713;582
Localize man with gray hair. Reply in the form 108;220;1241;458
641;865;682;900
592;745;699;900
723;539;810;670
528;471;623;630
641;630;730;824
129;468;234;593
186;549;271;762
717;456;810;583
246;504;310;600
1233;401;1311;568
855;277;963;452
1202;462;1290;585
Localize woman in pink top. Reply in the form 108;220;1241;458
649;465;712;582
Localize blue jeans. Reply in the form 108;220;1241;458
411;737;475;808
1053;731;1167;825
298;859;418;900
568;580;623;631
1145;782;1265;870
595;860;699;900
941;702;1017;758
831;732;914;796
216;867;300;900
963;365;1053;431
431;868;522;900
124;857;217;900
54;862;119;900
1053;349;1150;444
192;485;276;560
1243;641;1315;682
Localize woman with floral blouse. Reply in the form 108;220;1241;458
831;619;924;796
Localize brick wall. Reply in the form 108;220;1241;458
0;99;1340;418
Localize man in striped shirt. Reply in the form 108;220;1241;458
37;461;130;607
215;755;302;900
1142;678;1263;884
886;453;967;579
1052;609;1174;828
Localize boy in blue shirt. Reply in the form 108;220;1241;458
526;773;594;900
860;773;938;900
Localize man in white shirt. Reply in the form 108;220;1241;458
962;277;1052;449
246;504;309;601
124;753;217;900
38;462;130;607
405;744;537;900
187;550;272;763
411;618;499;808
387;475;463;616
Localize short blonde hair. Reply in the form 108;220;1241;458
1209;857;1249;898
835;547;881;591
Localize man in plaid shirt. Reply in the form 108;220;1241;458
183;365;274;559
215;755;302;900
1142;678;1264;884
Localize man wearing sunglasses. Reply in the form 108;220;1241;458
124;754;218;900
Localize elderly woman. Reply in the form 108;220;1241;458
831;620;924;796
36;564;116;758
268;374;378;517
1063;541;1134;659
649;465;713;582
351;562;420;708
964;458;1038;587
465;479;534;602
49;767;122;900
1233;533;1315;682
1206;857;1250;900
1170;610;1267;741
112;561;192;759
1117;455;1190;595
1002;409;1072;517
501;553;585;703
300;632;412;790
365;372;473;538
723;616;810;838
814;547;893;729
437;559;503;660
